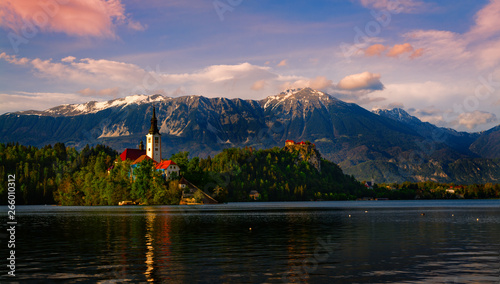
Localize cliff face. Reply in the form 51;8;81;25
283;143;322;173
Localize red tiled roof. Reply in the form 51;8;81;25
132;154;156;165
285;139;295;143
156;160;177;170
120;149;146;161
298;141;306;145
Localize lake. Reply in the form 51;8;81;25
2;200;500;283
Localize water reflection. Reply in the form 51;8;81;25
5;201;500;283
144;209;155;282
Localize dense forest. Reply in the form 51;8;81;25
1;143;499;205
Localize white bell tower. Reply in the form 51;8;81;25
146;106;161;163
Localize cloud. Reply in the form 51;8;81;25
277;59;287;67
406;106;450;126
358;0;430;13
466;0;500;41
384;81;466;108
251;80;267;91
77;87;120;98
387;43;414;57
0;0;145;38
330;72;386;105
0;52;29;65
365;44;387;56
0;54;386;110
61;56;76;63
337;72;384;91
0;53;289;98
400;1;500;67
403;30;471;63
364;43;423;59
383;102;405;109
0;91;91;114
456;111;498;129
410;48;424;59
279;76;334;91
21;56;146;87
309;76;334;90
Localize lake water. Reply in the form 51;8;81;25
2;200;500;283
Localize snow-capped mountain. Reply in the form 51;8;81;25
1;88;499;183
19;94;167;117
373;108;480;155
373;108;422;126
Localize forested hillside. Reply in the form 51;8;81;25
1;143;498;205
0;143;365;205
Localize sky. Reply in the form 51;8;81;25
1;0;500;132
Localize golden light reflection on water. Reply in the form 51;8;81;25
143;208;174;282
144;210;156;282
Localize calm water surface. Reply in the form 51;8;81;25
2;200;500;283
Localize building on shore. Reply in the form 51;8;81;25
119;106;179;181
249;190;260;200
179;177;218;205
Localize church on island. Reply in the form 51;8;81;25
119;106;180;180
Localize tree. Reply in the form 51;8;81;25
131;159;155;204
170;151;189;173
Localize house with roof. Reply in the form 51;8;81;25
249;190;261;200
284;140;315;147
156;160;180;180
120;146;146;162
179;177;218;205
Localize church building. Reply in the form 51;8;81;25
119;106;180;180
146;106;161;163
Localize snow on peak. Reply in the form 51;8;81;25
46;94;168;116
263;88;332;109
373;108;421;124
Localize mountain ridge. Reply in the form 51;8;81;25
2;88;499;183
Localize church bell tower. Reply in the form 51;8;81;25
146;106;161;163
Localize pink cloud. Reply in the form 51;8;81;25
467;0;500;41
77;87;120;97
0;0;145;38
404;30;471;62
387;43;414;57
365;44;387;56
337;72;384;91
279;76;333;91
277;59;287;67
251;80;266;91
309;76;333;90
358;0;429;13
410;48;424;59
364;43;424;59
0;52;29;65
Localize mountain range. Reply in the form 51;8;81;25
1;88;499;184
